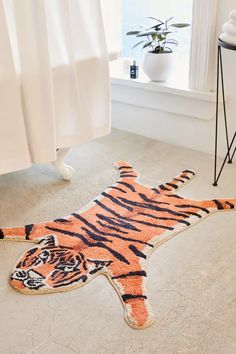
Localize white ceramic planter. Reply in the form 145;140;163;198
220;9;236;46
142;51;174;82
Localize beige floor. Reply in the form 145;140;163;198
0;129;236;354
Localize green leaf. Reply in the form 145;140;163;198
158;35;166;41
153;45;161;53
132;40;146;49
157;30;173;35
150;24;163;30
146;16;163;24
136;30;157;37
165;40;178;46
143;41;153;49
165;39;178;44
165;16;174;29
165;16;174;24
126;31;140;36
164;47;173;53
170;23;190;28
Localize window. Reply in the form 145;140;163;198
121;0;193;88
110;0;217;94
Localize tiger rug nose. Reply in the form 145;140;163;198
10;269;46;293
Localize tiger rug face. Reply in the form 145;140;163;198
1;161;236;329
10;235;112;292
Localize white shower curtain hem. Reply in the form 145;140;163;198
56;124;111;151
0;125;111;174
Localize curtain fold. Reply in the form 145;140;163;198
0;0;31;175
0;0;121;175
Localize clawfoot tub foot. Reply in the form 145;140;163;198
52;148;74;181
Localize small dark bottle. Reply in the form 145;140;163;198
130;60;139;79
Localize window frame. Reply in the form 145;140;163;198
189;0;218;91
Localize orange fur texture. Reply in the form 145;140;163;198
1;161;236;329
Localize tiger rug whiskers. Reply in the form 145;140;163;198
1;161;236;329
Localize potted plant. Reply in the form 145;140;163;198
127;17;190;82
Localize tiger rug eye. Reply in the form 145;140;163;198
1;161;236;329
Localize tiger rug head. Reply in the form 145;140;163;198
1;161;236;329
10;235;112;293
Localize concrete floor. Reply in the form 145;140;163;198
0;129;236;354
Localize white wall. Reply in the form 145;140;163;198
111;0;236;157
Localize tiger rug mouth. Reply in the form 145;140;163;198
1;161;236;328
11;269;46;290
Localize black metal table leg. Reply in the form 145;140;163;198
213;39;236;186
219;46;231;163
231;145;236;161
213;132;236;186
213;46;220;186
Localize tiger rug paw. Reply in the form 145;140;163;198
1;161;236;329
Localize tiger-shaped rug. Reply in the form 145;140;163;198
1;161;235;329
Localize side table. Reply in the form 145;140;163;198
213;38;236;186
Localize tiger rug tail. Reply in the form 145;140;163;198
1;161;236;329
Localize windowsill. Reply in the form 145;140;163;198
110;58;215;102
110;58;216;120
111;73;216;102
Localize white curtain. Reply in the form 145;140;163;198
100;0;122;60
0;0;122;175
